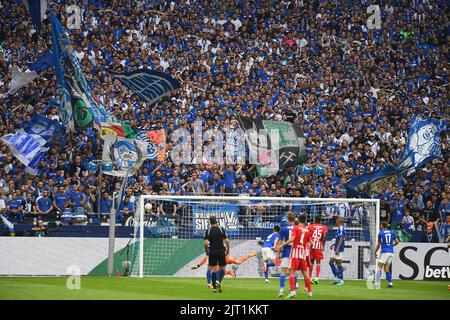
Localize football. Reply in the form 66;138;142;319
144;203;153;213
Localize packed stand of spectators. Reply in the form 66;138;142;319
0;0;448;241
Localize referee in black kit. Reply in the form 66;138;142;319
204;215;230;293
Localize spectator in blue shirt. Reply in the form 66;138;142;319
53;186;70;215
210;173;224;195
389;193;406;226
223;165;242;194
70;185;86;209
117;195;135;224
35;190;54;220
100;192;112;218
6;192;24;222
438;197;450;221
409;192;425;209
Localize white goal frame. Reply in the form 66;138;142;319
135;195;380;278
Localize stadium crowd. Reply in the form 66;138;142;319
0;0;448;242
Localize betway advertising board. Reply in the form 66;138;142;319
392;243;449;281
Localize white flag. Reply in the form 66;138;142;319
102;134;148;177
1;214;14;232
8;65;38;95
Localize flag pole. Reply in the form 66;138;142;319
107;168;130;276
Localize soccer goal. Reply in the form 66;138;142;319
128;196;379;280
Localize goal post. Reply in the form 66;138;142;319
129;196;380;280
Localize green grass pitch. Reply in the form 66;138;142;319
0;277;448;300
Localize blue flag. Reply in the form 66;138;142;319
396;114;448;173
51;9;118;131
345;166;399;198
346;115;447;197
22;0;48;29
0;115;64;175
29;50;56;73
110;69;181;105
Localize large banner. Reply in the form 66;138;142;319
192;205;240;236
396;115;448;173
392;243;449;281
345;165;399;197
51;10;118;130
346;115;447;197
110;69;181;105
237;116;307;176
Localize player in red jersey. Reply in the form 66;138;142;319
308;215;328;284
278;215;313;299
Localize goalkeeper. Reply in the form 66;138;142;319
192;252;257;286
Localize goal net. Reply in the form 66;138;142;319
128;196;379;280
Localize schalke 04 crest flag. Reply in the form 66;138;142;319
396;114;448;173
110;69;181;105
134;129;166;161
237;116;307;176
102;134;148;177
99;124;166;161
346;115;447;197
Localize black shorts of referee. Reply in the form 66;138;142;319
204;216;229;267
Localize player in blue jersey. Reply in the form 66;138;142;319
329;216;345;285
276;212;297;297
261;225;280;283
374;221;399;288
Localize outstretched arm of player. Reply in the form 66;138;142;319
191;256;208;270
393;238;400;246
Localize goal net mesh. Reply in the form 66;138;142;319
128;196;379;280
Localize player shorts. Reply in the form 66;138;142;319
331;251;344;260
262;247;276;261
208;251;226;267
378;253;394;265
310;249;324;261
280;257;290;268
289;258;309;272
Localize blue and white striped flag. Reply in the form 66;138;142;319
22;0;48;29
51;9;118;131
1;115;64;175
